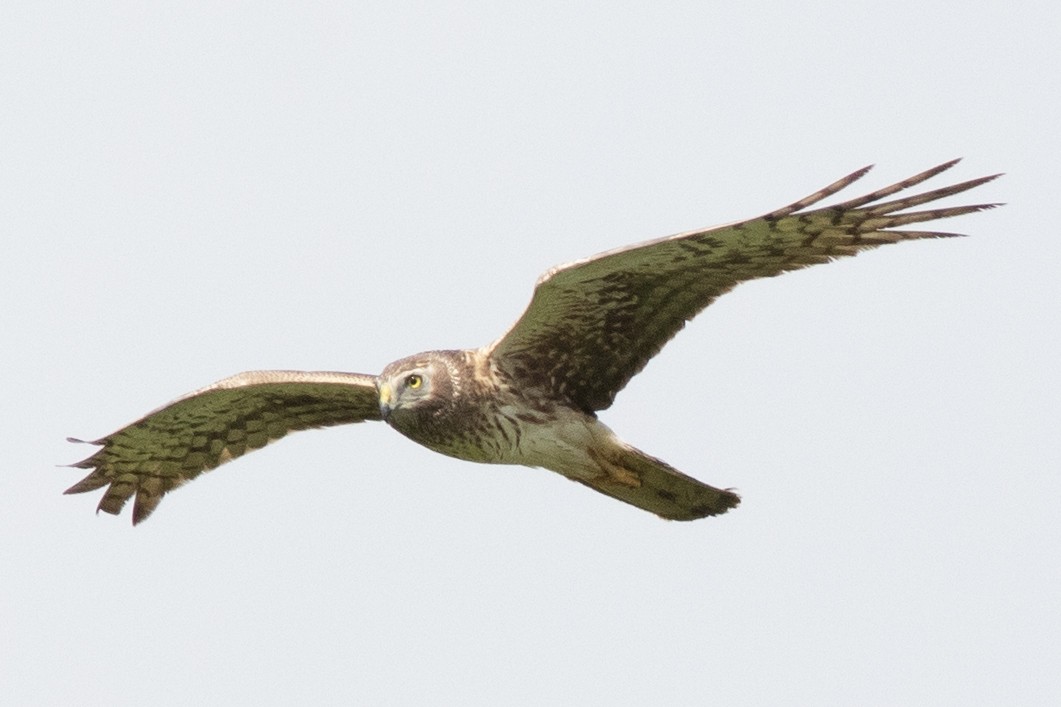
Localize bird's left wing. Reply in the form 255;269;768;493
487;160;1001;413
65;370;382;524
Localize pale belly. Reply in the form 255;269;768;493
419;405;615;483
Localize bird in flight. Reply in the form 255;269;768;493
65;160;1000;524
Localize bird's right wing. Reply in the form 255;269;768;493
65;370;382;524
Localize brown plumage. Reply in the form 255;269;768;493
65;160;1000;524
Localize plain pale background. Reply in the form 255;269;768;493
2;2;1058;705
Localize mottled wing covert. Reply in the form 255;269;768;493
488;160;1001;413
66;370;382;524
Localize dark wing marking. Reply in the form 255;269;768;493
487;160;1001;413
65;370;382;524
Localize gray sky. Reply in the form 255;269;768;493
3;2;1058;705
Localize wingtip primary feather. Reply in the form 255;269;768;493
65;436;103;446
765;162;877;220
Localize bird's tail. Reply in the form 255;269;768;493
579;443;740;521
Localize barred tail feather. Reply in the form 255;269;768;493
580;444;740;520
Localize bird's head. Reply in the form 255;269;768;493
376;352;460;432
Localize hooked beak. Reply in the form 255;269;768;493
378;381;393;419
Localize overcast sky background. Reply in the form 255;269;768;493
2;2;1058;705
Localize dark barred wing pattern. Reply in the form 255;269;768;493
488;160;1001;413
66;371;382;524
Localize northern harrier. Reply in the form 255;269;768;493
65;160;1000;524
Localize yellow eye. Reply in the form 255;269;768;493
405;374;423;389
